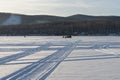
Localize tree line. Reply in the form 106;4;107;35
0;20;120;36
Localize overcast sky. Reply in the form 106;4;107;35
0;0;120;16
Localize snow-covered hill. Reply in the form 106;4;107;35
2;14;21;25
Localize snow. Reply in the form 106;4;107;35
49;46;65;48
0;51;23;58
2;14;21;25
0;36;120;80
13;50;57;63
47;58;120;80
0;50;57;78
0;64;30;78
95;49;120;55
0;46;39;48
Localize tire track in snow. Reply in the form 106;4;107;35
93;43;120;58
1;41;79;80
0;43;51;65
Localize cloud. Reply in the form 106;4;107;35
0;0;119;16
38;2;91;8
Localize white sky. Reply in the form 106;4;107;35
0;0;120;16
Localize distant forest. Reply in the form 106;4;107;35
0;20;120;36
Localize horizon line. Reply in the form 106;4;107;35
0;11;120;17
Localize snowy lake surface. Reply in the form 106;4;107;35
0;36;120;80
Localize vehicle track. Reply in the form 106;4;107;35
1;41;79;80
0;43;51;65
